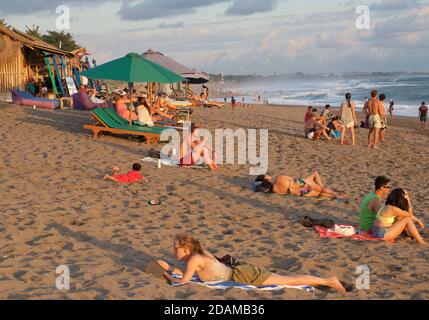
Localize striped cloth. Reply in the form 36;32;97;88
170;275;315;292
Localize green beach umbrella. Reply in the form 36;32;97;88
81;53;185;125
81;52;185;83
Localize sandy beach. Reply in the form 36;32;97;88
0;101;428;300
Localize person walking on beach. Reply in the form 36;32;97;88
158;234;346;292
419;102;428;130
379;94;388;144
364;90;385;149
231;97;237;111
389;99;394;118
339;93;358;146
358;176;391;232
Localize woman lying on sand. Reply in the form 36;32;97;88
103;163;148;184
157;234;346;292
254;171;346;199
179;124;218;170
372;188;426;245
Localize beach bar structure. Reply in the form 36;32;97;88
0;24;75;101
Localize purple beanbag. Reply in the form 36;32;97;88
11;89;60;109
72;91;108;110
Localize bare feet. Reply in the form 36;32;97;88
328;277;346;292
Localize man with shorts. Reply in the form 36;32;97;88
364;90;385;149
419;102;428;130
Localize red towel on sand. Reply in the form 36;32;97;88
315;225;382;241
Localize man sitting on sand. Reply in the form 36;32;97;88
321;105;334;120
358;176;391;232
103;163;148;184
305;112;332;141
254;171;346;199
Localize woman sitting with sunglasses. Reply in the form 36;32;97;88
157;234;346;292
372;188;426;244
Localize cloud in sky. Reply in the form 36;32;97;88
118;0;282;20
0;0;110;15
2;1;429;73
225;0;281;16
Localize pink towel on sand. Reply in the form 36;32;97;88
315;225;382;241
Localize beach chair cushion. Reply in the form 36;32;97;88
92;108;167;135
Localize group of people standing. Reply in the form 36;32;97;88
304;90;395;148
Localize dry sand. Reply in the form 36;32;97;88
0;101;428;300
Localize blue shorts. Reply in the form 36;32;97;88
371;226;389;239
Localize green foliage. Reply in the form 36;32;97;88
24;26;80;51
25;25;42;39
42;30;79;51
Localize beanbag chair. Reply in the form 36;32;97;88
11;89;60;109
72;91;108;110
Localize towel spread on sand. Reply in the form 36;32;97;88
140;157;205;168
170;275;315;292
315;224;382;241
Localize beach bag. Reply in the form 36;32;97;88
215;255;241;267
329;225;356;236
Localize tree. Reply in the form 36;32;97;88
25;25;43;39
0;19;9;27
42;31;80;51
25;26;80;52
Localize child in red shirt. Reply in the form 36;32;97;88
103;163;148;183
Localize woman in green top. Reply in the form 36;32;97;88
372;189;426;245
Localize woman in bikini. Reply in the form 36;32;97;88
157;234;346;292
179;124;218;170
371;188;426;244
255;171;345;199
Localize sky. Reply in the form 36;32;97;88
1;0;429;75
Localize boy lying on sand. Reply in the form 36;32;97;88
103;163;148;184
254;171;346;200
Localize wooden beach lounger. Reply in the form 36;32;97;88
83;108;169;144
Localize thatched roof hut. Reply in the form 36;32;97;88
0;24;74;101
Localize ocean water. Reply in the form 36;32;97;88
222;74;429;117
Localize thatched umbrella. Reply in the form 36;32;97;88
142;49;209;97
